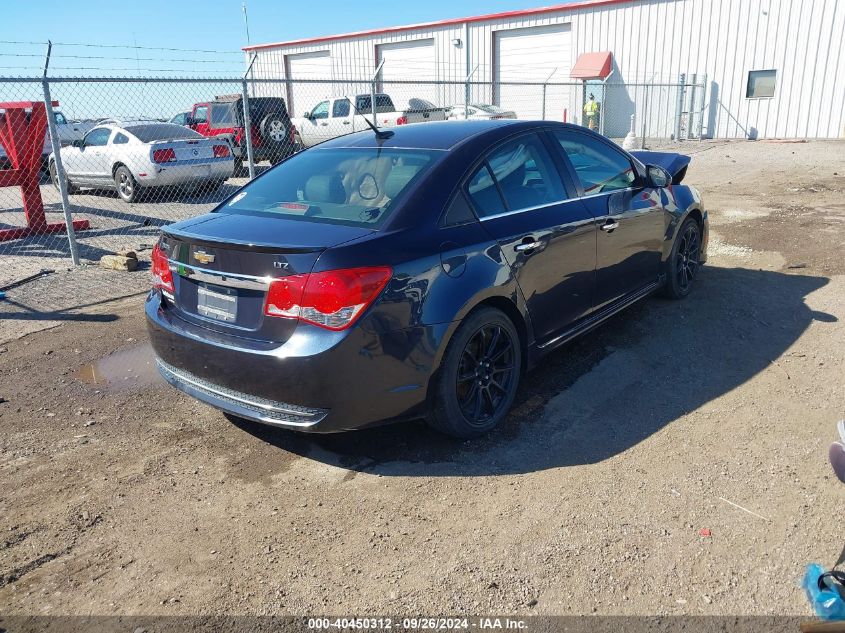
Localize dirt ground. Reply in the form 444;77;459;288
0;139;843;617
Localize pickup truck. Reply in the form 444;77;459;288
0;109;94;169
291;94;446;148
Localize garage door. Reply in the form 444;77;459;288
285;51;332;116
494;24;572;120
377;39;437;106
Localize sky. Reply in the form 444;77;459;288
2;0;554;70
0;0;556;119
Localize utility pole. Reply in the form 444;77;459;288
242;2;251;46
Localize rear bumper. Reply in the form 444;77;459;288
145;292;441;433
139;160;233;186
156;358;328;429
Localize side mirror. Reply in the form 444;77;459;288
647;165;672;188
302;112;311;119
71;139;84;148
185;117;196;126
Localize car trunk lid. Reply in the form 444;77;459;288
158;212;373;344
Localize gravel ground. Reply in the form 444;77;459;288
0;139;843;617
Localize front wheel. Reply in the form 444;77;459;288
427;307;522;438
662;217;702;299
114;165;141;203
49;160;77;194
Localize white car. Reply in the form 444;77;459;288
49;121;234;203
446;104;517;121
292;93;446;148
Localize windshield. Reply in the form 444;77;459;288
127;123;203;143
220;148;440;229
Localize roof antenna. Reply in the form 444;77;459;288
349;97;394;140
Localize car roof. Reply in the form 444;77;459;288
319;119;572;151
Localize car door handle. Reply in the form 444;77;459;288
600;220;620;232
342;120;351;125
320;122;328;126
514;241;541;252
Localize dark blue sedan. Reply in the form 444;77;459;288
146;120;708;438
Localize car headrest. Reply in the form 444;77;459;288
305;173;346;204
383;165;421;199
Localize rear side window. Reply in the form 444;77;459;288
193;106;208;124
332;99;351;117
553;131;636;194
222;148;439;229
442;192;476;226
356;94;394;114
466;164;506;218
112;132;129;144
486;135;567;211
210;103;236;126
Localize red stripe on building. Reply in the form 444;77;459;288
243;0;636;51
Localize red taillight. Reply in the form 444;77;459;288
151;243;174;294
396;116;408;125
213;144;230;158
264;266;392;330
152;148;176;163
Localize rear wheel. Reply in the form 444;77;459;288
662;217;701;299
114;165;141;203
427;307;521;438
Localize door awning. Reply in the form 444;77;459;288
570;52;613;80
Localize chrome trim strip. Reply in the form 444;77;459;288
578;186;637;202
167;259;271;290
479;197;580;222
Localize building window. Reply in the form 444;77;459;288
746;70;777;99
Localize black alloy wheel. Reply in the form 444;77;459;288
663;217;701;299
428;307;522;438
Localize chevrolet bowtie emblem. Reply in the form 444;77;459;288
193;250;215;265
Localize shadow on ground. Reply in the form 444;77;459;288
232;266;834;476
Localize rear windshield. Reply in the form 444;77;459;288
220;148;439;228
127;123;202;142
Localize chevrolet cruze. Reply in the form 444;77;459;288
146;120;707;438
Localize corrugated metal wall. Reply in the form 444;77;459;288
248;0;845;139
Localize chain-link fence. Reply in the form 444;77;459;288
0;72;704;335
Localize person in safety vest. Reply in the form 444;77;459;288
584;93;600;130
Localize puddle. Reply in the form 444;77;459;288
75;343;163;392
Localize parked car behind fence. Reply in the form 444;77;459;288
49;120;234;203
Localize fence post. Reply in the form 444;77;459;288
599;81;610;136
465;65;478;120
674;73;686;141
42;42;80;266
241;54;258;180
370;60;385;122
640;84;650;149
687;74;698;139
540;68;557;121
698;73;708;139
240;80;256;180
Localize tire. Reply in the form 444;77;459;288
114;165;141;203
427;307;522;439
662;217;702;299
49;160;77;194
259;113;287;144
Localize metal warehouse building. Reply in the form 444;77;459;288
244;0;845;140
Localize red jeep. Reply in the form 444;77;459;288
187;95;296;172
